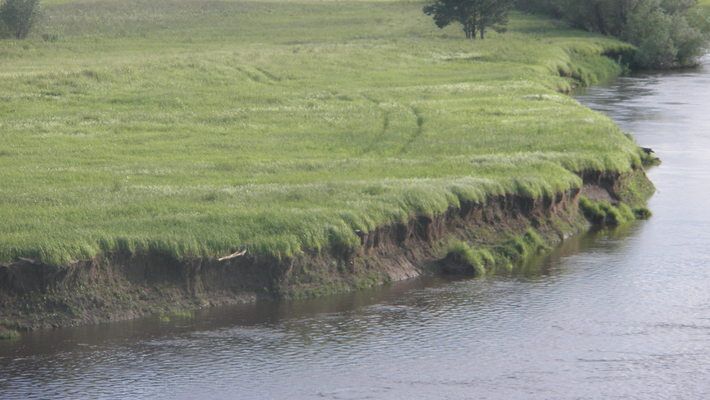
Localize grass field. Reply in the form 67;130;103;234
0;0;645;265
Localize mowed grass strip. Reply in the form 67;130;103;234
0;0;643;264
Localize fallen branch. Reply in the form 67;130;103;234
218;249;247;262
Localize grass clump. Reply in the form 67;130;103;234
579;197;636;226
443;240;496;276
0;327;20;340
639;148;662;167
0;0;652;265
495;228;550;264
633;207;653;220
616;168;657;206
443;229;551;276
158;310;194;323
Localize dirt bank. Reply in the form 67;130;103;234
0;169;653;332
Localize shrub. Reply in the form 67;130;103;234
0;0;40;39
624;1;709;68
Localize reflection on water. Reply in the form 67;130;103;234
2;60;710;399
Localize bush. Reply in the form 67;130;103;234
0;0;40;39
624;1;708;68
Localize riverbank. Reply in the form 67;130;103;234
1;0;654;332
0;168;654;331
9;54;710;400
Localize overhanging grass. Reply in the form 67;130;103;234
443;229;550;276
0;0;644;265
579;197;636;226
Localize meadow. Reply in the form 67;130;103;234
0;0;644;265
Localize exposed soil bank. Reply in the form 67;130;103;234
0;169;653;332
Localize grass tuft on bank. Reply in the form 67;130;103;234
579;197;635;226
0;326;20;340
0;0;646;265
442;228;552;276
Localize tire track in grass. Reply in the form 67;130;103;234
253;67;282;82
360;94;392;155
235;66;280;84
398;105;424;155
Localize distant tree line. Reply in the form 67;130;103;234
423;0;708;69
516;0;710;68
0;0;40;39
424;0;516;39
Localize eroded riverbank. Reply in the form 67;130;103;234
0;168;654;332
4;58;710;398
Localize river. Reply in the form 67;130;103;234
1;58;709;399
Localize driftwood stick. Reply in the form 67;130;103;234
218;249;247;262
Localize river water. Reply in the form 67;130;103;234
2;59;710;399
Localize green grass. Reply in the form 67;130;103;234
0;0;646;265
443;229;550;276
444;240;495;276
0;327;20;340
579;197;636;226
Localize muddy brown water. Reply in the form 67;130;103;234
2;58;710;399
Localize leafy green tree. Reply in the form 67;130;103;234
625;0;708;68
661;0;698;14
0;0;40;39
516;0;709;68
478;0;514;38
517;0;640;35
424;0;477;39
424;0;514;39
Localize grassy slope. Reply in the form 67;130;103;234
0;0;643;265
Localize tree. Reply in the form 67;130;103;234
424;0;514;39
517;0;709;68
478;0;514;38
0;0;40;39
624;0;708;68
